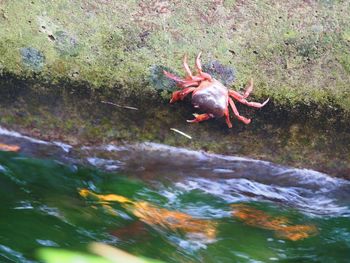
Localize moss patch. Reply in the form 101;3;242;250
0;0;349;113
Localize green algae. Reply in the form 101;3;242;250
339;53;350;73
0;0;349;113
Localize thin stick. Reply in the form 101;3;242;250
170;128;192;139
101;101;138;111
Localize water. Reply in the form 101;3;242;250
0;128;350;262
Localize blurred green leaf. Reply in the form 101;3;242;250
37;248;112;263
37;245;166;263
89;242;165;263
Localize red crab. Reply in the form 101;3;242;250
163;53;269;128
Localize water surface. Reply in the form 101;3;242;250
0;129;349;262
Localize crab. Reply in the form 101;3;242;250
163;53;269;128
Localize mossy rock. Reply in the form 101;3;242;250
0;0;349;114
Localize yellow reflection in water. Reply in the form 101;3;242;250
231;204;318;241
79;189;317;242
79;189;217;240
79;189;132;204
0;143;20;152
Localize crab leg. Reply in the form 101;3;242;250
180;81;200;88
224;108;233;128
237;97;270;108
229;89;269;108
187;113;213;123
163;70;200;88
228;79;254;100
229;79;269;108
183;54;194;78
163;70;187;84
195;52;203;74
228;90;245;100
184;54;209;82
195;52;212;81
164;53;211;88
243;78;254;99
170;87;196;103
229;98;251;124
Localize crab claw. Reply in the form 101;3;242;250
187;113;199;123
187;113;213;123
170;87;196;104
169;90;182;103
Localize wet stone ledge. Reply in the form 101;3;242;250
0;74;349;179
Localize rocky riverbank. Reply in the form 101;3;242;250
0;0;349;177
0;75;349;179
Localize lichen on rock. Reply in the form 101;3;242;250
20;47;45;71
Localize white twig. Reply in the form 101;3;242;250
170;128;192;139
101;101;138;110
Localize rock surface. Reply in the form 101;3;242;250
0;0;349;111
